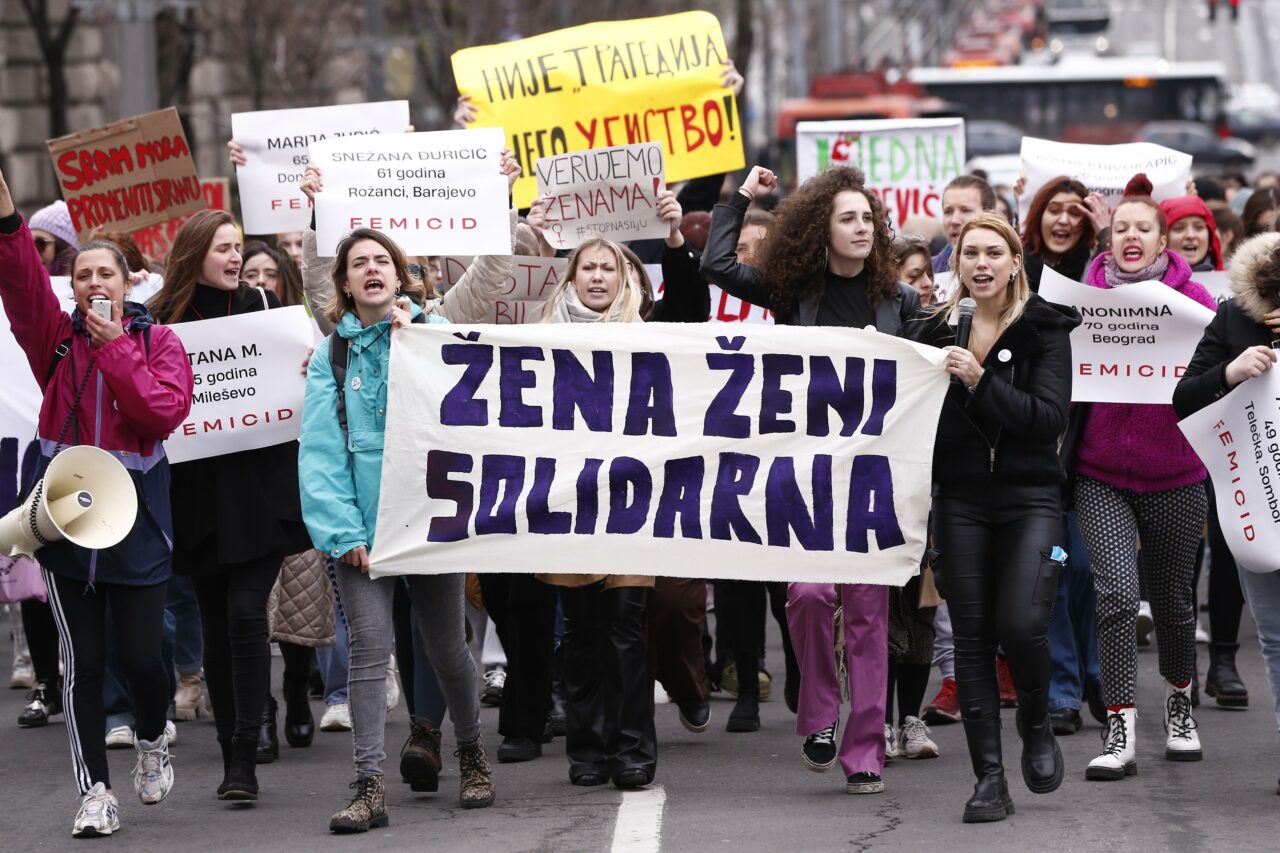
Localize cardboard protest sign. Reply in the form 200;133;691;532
451;11;744;208
232;101;411;234
310;128;511;256
370;323;948;583
442;255;567;324
1039;267;1216;404
795;119;965;227
131;178;230;263
1018;137;1192;223
1179;367;1280;573
166;306;313;463
534;143;668;249
47;107;203;242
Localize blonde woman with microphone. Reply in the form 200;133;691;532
911;213;1080;823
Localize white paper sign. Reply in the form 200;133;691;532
311;128;512;256
232;101;410;234
166;306;313;463
0;310;43;509
1198;270;1233;306
932;271;959;304
442;255;566;324
1179;367;1280;573
1039;267;1216;403
796;119;965;227
1018;137;1192;223
533;143;668;249
369;323;948;584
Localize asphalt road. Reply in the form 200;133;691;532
1;602;1277;852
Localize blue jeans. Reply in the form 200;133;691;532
1238;566;1280;731
1047;511;1102;712
165;575;203;676
317;590;350;706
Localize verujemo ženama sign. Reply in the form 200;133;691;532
371;323;948;584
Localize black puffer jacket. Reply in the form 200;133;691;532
1174;232;1280;418
911;293;1082;487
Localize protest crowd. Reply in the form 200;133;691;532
4;8;1280;843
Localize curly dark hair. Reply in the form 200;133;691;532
757;167;898;315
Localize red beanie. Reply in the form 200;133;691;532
1159;196;1224;271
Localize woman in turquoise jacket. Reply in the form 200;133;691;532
298;227;494;834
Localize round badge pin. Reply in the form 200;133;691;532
997;349;1012;363
351;377;362;391
864;324;877;331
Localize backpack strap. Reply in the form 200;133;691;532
47;336;72;383
329;334;351;434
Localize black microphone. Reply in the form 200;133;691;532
955;297;977;350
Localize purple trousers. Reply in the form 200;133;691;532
787;582;890;777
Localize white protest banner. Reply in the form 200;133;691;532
1198;270;1233;306
442;255;567;324
1179;367;1280;573
370;323;948;584
1018;137;1192;223
232;101;410;234
796;119;965;227
166;306;313;463
0;310;44;511
642;263;773;325
534;142;668;249
1039;267;1215;403
311;128;512;256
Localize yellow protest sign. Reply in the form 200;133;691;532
452;11;744;208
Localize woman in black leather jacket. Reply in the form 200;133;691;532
911;213;1081;823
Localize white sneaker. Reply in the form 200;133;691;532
480;665;506;707
1085;707;1137;780
898;716;940;759
106;725;134;749
386;655;401;712
1136;601;1154;647
1164;681;1202;761
10;654;34;690
1195;618;1210;644
133;733;174;805
71;782;120;838
884;723;898;762
320;702;352;732
164;720;177;745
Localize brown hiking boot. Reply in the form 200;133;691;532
329;775;388;833
400;718;442;792
455;737;495;809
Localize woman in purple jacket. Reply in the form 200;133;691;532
1069;175;1217;782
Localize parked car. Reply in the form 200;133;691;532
1133;121;1256;167
1226;107;1280;142
966;120;1024;159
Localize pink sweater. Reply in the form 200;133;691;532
1074;250;1217;493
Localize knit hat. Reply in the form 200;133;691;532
28;200;78;250
1159;196;1224;271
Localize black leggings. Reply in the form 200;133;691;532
192;555;280;744
886;661;931;725
935;484;1061;723
20;596;60;685
1206;489;1246;645
716;580;767;694
44;571;169;794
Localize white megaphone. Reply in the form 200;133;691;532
0;446;138;557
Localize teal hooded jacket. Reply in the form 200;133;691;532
298;303;448;560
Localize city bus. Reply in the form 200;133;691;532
906;57;1229;145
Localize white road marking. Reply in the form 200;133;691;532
610;784;667;853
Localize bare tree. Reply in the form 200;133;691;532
20;0;80;138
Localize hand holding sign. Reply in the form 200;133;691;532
658;190;684;248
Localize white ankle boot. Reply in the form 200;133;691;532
1086;708;1137;781
1164;681;1202;761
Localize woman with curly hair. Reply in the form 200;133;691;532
701;165;920;795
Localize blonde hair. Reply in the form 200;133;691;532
938;213;1030;346
540;238;644;323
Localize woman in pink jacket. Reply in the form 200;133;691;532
0;166;193;838
1067;175;1216;782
